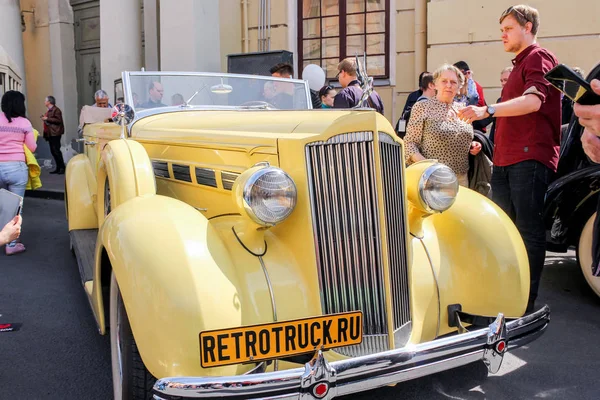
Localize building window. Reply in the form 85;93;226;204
298;0;390;80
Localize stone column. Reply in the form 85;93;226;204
160;0;221;72
100;0;142;102
0;0;26;92
48;0;78;156
143;0;159;71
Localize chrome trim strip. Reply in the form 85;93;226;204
221;171;239;190
151;161;170;179
195;167;217;188
419;237;442;338
152;306;550;399
121;71;312;129
258;255;279;372
258;256;277;322
126;70;308;84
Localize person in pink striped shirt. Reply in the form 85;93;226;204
0;91;37;255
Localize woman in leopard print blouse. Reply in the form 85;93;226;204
405;64;482;186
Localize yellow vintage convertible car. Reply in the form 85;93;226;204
66;71;550;400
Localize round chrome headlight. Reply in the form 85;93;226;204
241;167;297;226
418;164;459;212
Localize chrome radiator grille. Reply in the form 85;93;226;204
306;131;411;356
379;133;411;336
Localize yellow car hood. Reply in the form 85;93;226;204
131;109;361;143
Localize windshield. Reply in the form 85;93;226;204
125;73;311;112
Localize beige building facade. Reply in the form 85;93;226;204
0;0;599;163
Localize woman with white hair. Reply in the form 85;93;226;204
404;64;482;186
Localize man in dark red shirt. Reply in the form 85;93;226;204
458;5;561;313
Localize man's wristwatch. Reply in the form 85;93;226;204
487;105;496;117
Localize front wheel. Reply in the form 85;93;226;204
576;213;600;297
110;272;156;399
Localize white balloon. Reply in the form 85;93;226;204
302;64;326;92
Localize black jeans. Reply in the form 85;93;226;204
491;160;552;304
48;136;65;170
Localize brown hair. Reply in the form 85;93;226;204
337;58;357;76
499;5;540;36
419;73;434;91
269;63;294;76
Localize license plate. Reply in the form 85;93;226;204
199;311;363;368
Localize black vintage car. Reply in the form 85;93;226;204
543;63;600;297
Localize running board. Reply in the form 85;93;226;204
70;229;98;284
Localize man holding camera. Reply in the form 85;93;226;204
577;80;600;162
458;5;561;312
576;79;600;276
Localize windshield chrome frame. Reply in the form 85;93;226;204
121;71;312;135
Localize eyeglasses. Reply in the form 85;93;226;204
335;71;342;79
503;6;530;23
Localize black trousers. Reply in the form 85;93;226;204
491;160;553;304
48;136;65;170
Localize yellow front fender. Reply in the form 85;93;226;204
420;187;530;338
96;194;274;378
65;154;98;230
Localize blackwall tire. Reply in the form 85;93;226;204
110;272;156;399
576;212;600;297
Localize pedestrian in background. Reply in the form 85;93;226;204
454;61;491;132
489;66;513;143
395;73;435;138
400;71;429;119
0;91;37;255
404;64;481;186
458;5;561;312
454;61;486;107
269;63;295;109
92;89;111;108
42;95;65;174
333;58;384;114
318;85;336;108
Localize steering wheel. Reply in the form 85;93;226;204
240;100;278;109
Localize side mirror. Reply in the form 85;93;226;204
111;104;135;138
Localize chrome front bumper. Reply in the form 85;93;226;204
153;306;550;400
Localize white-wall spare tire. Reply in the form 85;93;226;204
110;272;156;399
577;212;600;297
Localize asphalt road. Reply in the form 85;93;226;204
2;198;600;399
